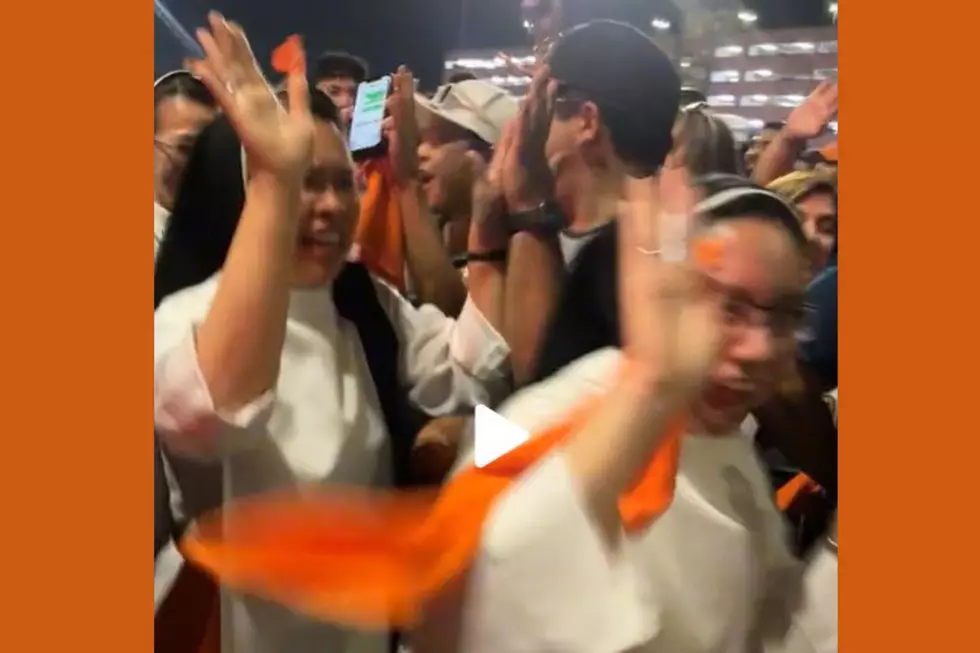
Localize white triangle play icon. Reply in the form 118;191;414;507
473;404;530;468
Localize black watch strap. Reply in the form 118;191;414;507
453;249;507;269
506;200;565;236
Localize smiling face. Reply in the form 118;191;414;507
291;119;360;287
694;217;808;434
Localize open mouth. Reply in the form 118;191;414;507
299;231;341;249
703;384;752;411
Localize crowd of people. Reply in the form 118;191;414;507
153;9;838;653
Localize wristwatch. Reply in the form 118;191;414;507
452;250;507;269
506;200;566;237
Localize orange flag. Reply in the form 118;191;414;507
271;35;305;76
183;396;684;629
353;159;406;292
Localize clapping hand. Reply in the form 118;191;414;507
385;66;421;186
500;65;556;213
188;12;314;182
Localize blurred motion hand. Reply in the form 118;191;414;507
618;166;725;400
785;80;838;142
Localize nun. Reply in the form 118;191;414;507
153;69;216;261
154;15;508;653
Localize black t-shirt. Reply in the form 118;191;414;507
532;221;621;383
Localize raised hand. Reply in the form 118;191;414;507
188;13;314;181
618;166;725;401
466;120;516;252
785;80;838;142
500;66;556;212
385;66;421;186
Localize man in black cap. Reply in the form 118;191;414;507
314;51;369;128
498;19;680;384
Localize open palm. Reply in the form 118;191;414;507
189;13;315;180
618;167;725;400
786;81;838;141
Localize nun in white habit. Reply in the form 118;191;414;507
417;176;824;653
154;16;508;653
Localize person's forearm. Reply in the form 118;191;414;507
398;184;467;316
195;173;300;412
466;260;506;338
752;131;806;186
564;366;683;546
504;232;564;387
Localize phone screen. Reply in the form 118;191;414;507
349;76;391;154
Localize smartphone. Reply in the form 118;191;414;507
348;75;391;161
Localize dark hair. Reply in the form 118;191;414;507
762;120;786;132
446;70;478;84
695;173;809;253
155;88;340;309
675;106;741;177
315;51;369;84
548;20;680;174
154;72;215;132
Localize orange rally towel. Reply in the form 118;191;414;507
776;472;821;511
183;395;684;629
354;159;406;292
271;35;305;76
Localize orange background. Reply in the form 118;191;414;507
0;2;971;651
841;3;980;651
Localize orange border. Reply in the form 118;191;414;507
843;3;978;650
2;2;960;650
0;3;147;650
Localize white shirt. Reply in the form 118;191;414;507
447;348;807;653
154;274;509;653
559;228;603;268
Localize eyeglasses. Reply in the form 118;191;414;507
706;276;805;338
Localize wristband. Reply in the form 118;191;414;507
506;200;565;236
453;249;507;269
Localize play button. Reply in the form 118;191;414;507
473;404;530;468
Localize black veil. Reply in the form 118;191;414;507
154;88;340;309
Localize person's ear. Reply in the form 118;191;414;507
575;101;601;145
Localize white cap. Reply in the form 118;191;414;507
154;69;196;88
415;80;519;146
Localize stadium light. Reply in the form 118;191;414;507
651;17;671;31
737;10;758;25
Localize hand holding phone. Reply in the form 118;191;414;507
349;75;392;160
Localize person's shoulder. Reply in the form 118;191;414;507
501;348;622;427
155;274;221;325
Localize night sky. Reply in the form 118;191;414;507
155;0;834;88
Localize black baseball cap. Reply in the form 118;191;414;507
314;51;369;84
548;20;680;174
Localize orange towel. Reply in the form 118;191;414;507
354;159;406;293
776;472;821;511
271;35;305;77
183;395;684;629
